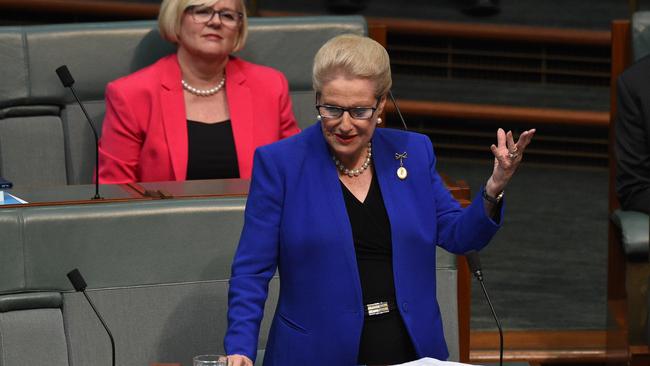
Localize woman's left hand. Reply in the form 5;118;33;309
486;128;536;197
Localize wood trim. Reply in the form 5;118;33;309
0;0;159;18
259;10;611;46
0;3;612;47
470;330;613;363
609;20;631;214
385;100;609;127
606;17;631;345
0;196;151;209
368;17;611;46
630;345;650;366
368;22;387;48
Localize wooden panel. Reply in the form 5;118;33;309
369;17;611;46
609;20;632;214
606;19;633;366
385;100;609;127
0;0;159;18
368;22;387;48
260;10;610;47
470;330;613;364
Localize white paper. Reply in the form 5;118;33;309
394;358;479;366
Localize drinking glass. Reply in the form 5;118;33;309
193;354;228;366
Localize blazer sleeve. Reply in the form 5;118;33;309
225;147;283;361
98;82;144;183
615;75;650;212
424;136;502;254
277;72;301;137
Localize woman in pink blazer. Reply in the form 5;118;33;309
98;0;300;183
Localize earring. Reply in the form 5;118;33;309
317;115;322;121
377;117;382;125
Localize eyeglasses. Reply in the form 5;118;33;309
316;97;381;120
187;5;243;28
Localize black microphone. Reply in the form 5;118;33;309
66;269;115;366
56;65;102;200
466;250;503;366
388;90;408;131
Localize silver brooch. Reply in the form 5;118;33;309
395;152;408;180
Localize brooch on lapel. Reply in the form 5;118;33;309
394;152;408;180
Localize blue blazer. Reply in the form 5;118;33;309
225;123;501;365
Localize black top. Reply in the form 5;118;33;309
341;171;417;365
186;120;240;180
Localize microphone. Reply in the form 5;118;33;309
66;269;115;366
466;250;503;366
56;65;102;200
388;90;408;131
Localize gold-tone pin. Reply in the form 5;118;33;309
395;152;408;180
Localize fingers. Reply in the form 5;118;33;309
494;128;536;152
496;128;507;150
506;130;516;152
514;128;536;152
227;355;253;366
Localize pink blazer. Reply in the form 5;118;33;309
98;54;300;183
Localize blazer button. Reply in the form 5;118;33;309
402;302;408;312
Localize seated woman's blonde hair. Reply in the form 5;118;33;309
158;0;248;52
312;34;392;98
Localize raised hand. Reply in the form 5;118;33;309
486;128;535;197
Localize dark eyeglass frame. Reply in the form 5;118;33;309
186;5;244;28
315;96;381;120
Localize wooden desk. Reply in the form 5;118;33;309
1;179;251;208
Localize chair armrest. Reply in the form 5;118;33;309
611;209;650;261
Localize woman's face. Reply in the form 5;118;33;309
177;0;241;59
319;76;385;167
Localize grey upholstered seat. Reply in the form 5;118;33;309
0;196;460;365
0;16;366;188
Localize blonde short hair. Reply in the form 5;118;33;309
313;34;392;97
158;0;248;52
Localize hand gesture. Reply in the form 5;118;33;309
486;128;535;197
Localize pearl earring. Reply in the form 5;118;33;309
317;115;322;121
377;117;382;125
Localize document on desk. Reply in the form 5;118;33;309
395;358;477;366
0;191;28;205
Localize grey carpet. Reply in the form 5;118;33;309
435;157;608;330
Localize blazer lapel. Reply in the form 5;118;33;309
225;58;254;178
308;124;364;308
372;130;409;267
160;54;188;180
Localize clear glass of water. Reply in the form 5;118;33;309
193;354;228;366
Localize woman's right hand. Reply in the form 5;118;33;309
227;354;253;366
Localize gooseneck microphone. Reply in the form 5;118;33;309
56;65;102;200
388;90;408;131
466;250;503;366
66;269;115;366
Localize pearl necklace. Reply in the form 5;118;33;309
182;76;225;96
332;142;372;177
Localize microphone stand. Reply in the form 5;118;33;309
55;65;102;200
68;87;101;200
67;269;115;366
466;250;503;366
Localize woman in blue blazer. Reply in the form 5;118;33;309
225;34;535;366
